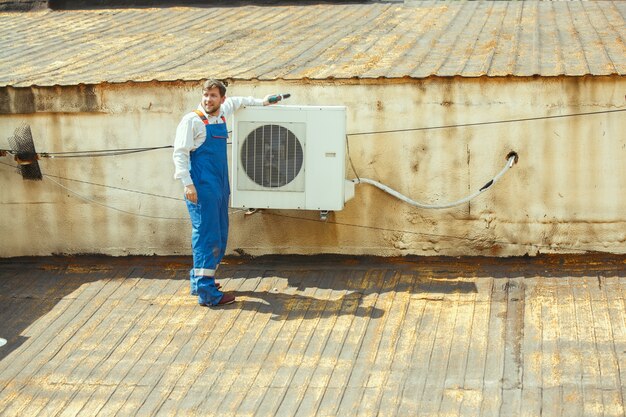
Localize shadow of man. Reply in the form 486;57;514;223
231;290;385;321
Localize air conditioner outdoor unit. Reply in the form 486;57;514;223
231;105;355;212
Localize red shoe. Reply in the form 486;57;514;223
217;293;236;305
199;292;235;307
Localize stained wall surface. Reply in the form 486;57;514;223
0;76;624;257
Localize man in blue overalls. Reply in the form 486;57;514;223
173;79;272;306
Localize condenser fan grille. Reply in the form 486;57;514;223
240;124;304;188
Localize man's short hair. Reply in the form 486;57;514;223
203;79;227;97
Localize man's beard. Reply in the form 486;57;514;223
204;103;220;115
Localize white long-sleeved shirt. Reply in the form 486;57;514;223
173;96;263;187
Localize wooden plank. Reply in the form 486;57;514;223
562;384;584;417
0;265;46;299
498;276;524;417
294;386;327;417
51;272;172;417
477;277;506;417
274;270;347;417
3;255;626;417
114;288;202;416
319;268;374;388
442;285;477;389
326;270;399;415
65;269;180;416
0;270;119;416
540;278;563;414
572;276;604;415
354;270;402;416
395;273;441;415
541;386;561;416
603;275;626;414
0;264;91;340
0;267;60;359
370;271;418;417
0;267;21;294
440;274;478;416
209;271;289;415
588;275;625;416
556;276;584;417
145;268;253;416
249;270;327;416
417;284;460;416
0;268;45;324
234;270;323;416
331;269;386;417
311;269;373;417
519;276;542;417
30;268;141;417
439;299;475;417
520;387;542;417
459;276;493;417
82;274;186;416
161;269;264;415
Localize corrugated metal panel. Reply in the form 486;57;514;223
0;1;624;87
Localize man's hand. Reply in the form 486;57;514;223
185;184;198;204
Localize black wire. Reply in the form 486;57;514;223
0;158;614;254
0;159;182;200
346;135;361;181
42;145;173;155
2;108;624;254
42;145;173;158
2;108;623;156
46;149;158;158
43;173;184;201
347;108;626;137
260;211;605;255
0;145;173;158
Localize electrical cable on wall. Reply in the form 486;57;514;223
259;211;605;255
44;175;190;221
353;152;518;209
1;107;624;254
0;158;605;254
0;159;246;220
3;108;623;166
346;108;626;137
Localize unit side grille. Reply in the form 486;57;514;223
240;124;304;188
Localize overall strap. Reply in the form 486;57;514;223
194;110;227;125
194;110;209;125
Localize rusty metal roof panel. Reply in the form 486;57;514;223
3;254;626;415
0;1;625;87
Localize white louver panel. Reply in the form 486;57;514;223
238;122;305;192
232;105;352;211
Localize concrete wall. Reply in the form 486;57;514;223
1;76;624;257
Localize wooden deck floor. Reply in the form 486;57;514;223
0;254;625;417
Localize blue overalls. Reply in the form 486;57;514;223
186;110;230;305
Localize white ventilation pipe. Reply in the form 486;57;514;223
352;152;518;209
